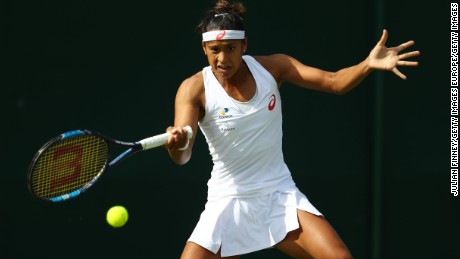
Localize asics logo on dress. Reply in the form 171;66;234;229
268;94;276;111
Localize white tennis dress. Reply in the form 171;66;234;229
189;55;321;256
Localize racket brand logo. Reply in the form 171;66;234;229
219;108;233;119
50;145;83;191
216;30;226;40
268;94;276;111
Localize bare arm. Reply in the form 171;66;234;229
258;29;420;95
164;72;205;165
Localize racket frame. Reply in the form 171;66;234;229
27;126;191;203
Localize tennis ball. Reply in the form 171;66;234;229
106;205;128;228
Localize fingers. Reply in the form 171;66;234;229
381;29;419;57
377;29;388;46
165;126;190;151
397;60;419;67
377;29;419;80
392;67;407;80
397;40;416;52
396;49;420;70
392;51;418;79
398;50;420;60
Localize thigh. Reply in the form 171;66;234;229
274;209;353;259
180;241;239;259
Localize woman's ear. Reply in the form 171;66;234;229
243;37;248;53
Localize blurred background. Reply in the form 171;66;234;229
2;0;456;258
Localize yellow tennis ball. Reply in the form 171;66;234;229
106;205;128;228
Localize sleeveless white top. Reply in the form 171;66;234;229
199;55;295;201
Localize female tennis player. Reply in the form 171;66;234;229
164;1;420;258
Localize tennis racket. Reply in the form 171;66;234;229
27;126;192;203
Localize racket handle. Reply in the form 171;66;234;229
139;126;193;150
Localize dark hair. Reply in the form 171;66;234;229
196;0;246;33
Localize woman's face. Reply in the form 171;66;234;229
202;38;247;80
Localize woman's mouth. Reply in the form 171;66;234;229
217;65;231;72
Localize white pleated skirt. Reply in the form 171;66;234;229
187;187;322;257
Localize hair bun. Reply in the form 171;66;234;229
196;0;246;33
214;0;246;17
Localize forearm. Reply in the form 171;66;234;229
330;57;374;95
271;54;375;95
166;74;203;166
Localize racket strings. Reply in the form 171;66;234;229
31;135;108;199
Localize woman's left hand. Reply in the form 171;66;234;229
368;29;420;79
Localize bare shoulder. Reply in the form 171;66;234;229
178;71;204;97
181;71;204;89
253;54;291;64
176;71;205;108
253;54;293;84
